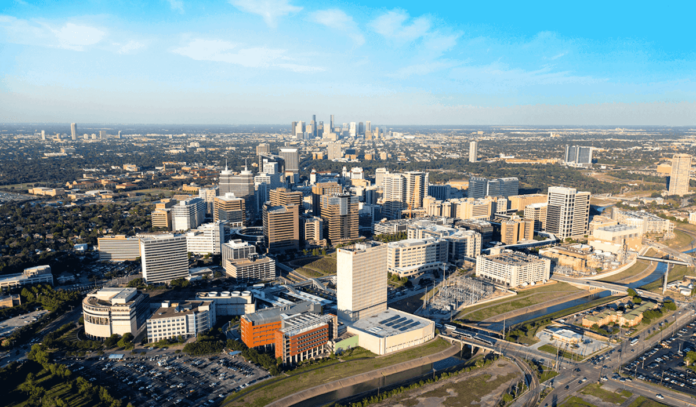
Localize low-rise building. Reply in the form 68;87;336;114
387;238;448;278
475;250;550;288
241;301;336;364
83;287;150;339
195;290;255;316
345;308;435;355
98;235;141;261
582;302;657;328
0;265;53;289
613;210;673;235
146;300;215;343
225;254;276;281
589;224;642;254
0;294;21;308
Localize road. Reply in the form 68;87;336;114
537;302;696;406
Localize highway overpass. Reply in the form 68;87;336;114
552;275;664;301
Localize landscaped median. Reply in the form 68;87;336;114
222;338;455;407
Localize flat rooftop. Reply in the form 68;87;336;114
242;301;321;326
150;301;212;320
484;251;546;266
388;237;439;248
347;308;432;338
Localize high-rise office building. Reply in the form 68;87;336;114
310;115;317;138
669;154;692;196
349;122;357;137
171;198;206;231
469;141;478;162
70;123;77;140
219;164;234;195
279;148;299;173
99;130;106;139
330;115;334;131
263;203;300;253
256;143;271;156
375;168;388;188
140;234;188;284
214;193;246;226
291;122;297;135
41;130;46;140
564;145;593;166
546;186;591;239
220;165;255;221
366;121;371;133
468;177;488;199
258;154;285;174
311;182;342;216
337;242;387;322
269;187;303;207
382;173;406;219
405;172;428;212
320;193;359;244
524;203;548;231
327;142;342;160
358;122;364;136
198;187;219;219
486;177;519;198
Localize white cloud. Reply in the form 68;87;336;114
0;16;105;51
370;9;431;43
114;40;146;54
172;38;323;72
49;23;105;51
311;9;364;46
228;0;301;28
166;0;184;13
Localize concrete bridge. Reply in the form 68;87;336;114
552;275;664;301
637;255;690;266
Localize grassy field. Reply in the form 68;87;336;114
559;396;597;407
628;396;671;407
664;229;694;250
641;265;694;292
457;283;583;322
579;383;631;404
538;344;583;361
599;260;654;283
134;188;177;197
289;255;337;276
224;338;452;407
417;372;519;407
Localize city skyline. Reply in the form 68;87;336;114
1;1;695;125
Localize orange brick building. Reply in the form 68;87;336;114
240;301;337;364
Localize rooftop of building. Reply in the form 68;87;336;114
149;300;213;320
527;202;548;208
338;241;384;253
85;287;141;306
242;301;321;326
278;312;335;337
597;224;640;233
388;237;442;248
483;250;546;266
346;308;432;338
228;255;274;267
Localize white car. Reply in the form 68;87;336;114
656;394;664;400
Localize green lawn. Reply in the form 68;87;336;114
289;255;337;276
641;265;693;292
224;338;452;407
599;260;653;283
295;267;323;278
457;282;583;322
580;383;630;404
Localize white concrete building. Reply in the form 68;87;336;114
387;238;448;278
171;198;206;231
475;250;551;288
186;221;224;255
146;300;215;343
140;234;188;284
83;287;150;339
337;242;388;322
0;265;53;289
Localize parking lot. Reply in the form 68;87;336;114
60;350;271;406
617;319;696;396
0;309;49;337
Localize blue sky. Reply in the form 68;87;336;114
1;0;695;125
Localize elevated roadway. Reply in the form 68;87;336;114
551;275;664;301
